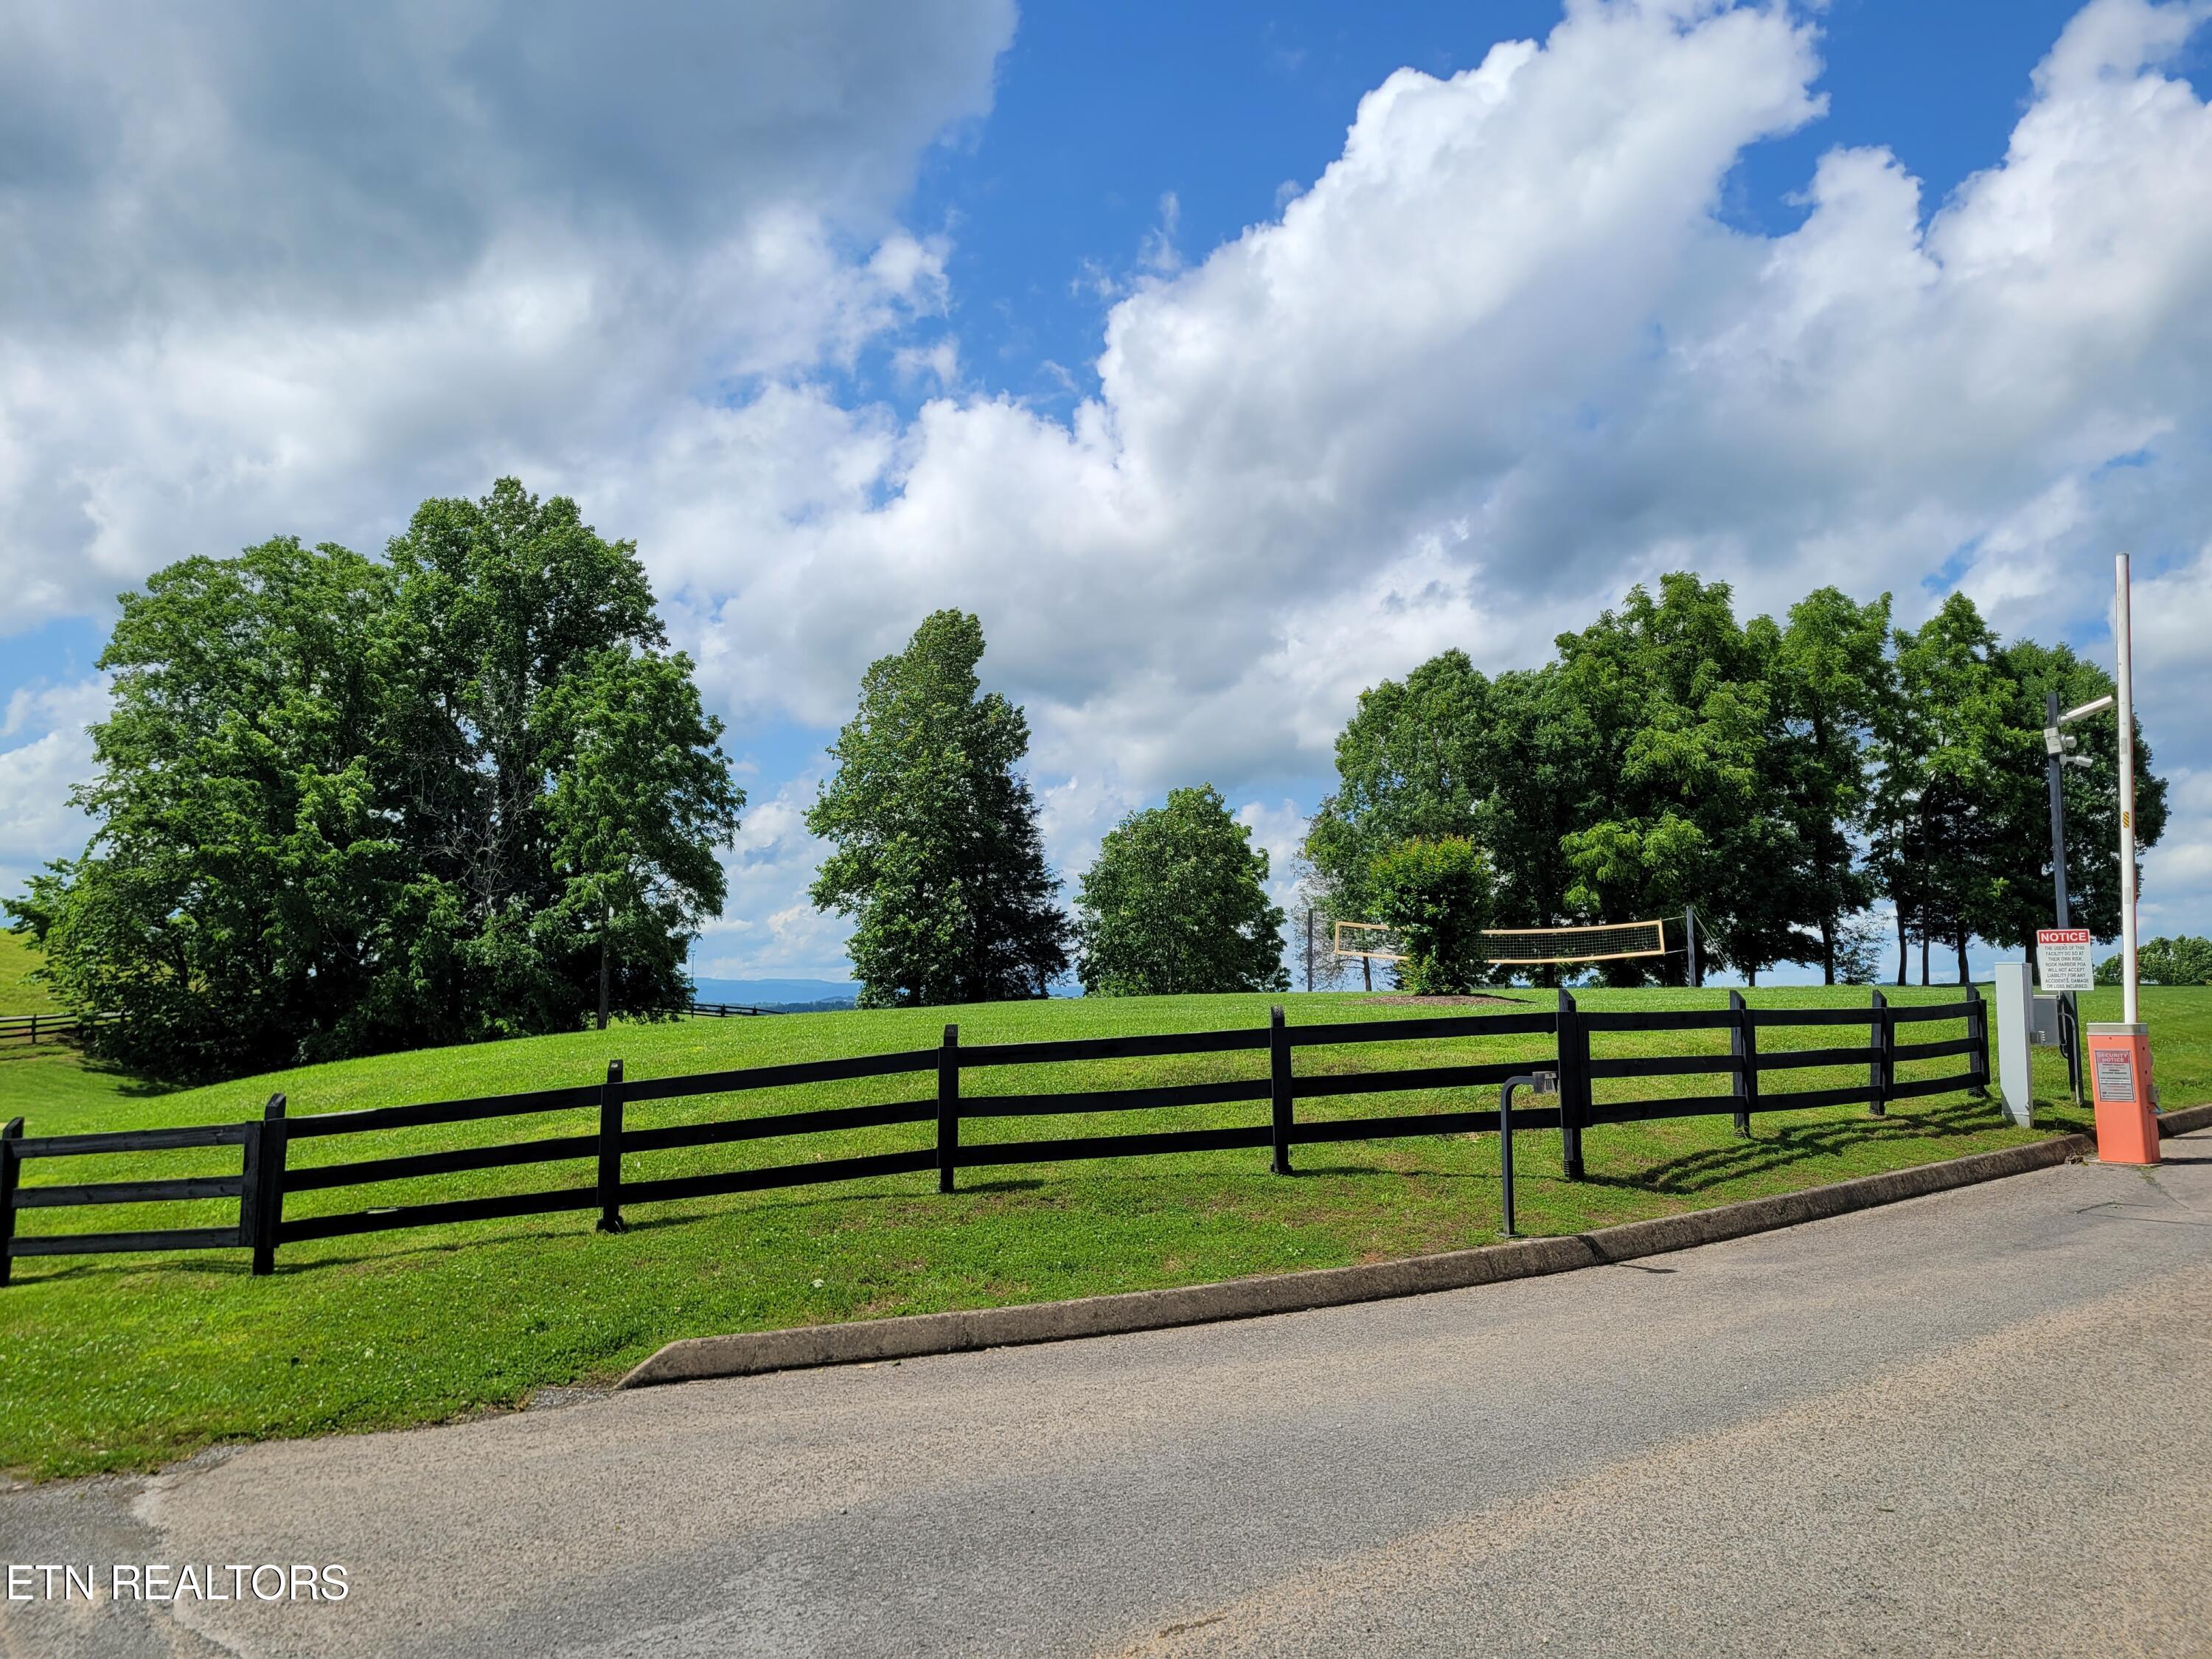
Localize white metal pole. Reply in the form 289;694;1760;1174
2115;552;2139;1026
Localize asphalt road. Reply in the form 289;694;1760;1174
6;1137;2212;1658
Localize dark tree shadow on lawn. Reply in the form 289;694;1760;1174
1276;1163;1399;1179
0;1043;183;1098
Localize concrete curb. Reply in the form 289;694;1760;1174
2159;1101;2212;1138
620;1126;2132;1390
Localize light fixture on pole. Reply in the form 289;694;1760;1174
2039;687;2112;1105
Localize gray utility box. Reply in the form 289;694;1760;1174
2029;994;2063;1048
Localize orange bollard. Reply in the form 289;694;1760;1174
2087;1023;2160;1165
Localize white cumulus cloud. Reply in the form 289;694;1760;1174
673;0;2212;807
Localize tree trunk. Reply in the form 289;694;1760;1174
597;933;611;1032
1954;923;1969;985
1920;933;1929;985
1895;909;1907;987
1820;914;1835;986
1747;965;1759;988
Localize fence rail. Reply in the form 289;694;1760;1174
0;988;1990;1284
0;1010;121;1046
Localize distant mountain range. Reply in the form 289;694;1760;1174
689;977;860;1011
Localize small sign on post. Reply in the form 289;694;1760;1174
2037;928;2094;993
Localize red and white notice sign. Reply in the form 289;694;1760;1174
2037;928;2094;992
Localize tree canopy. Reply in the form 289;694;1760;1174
1368;837;1495;995
8;481;742;1079
1303;575;2165;985
2096;936;2212;987
807;611;1071;1006
1076;784;1287;996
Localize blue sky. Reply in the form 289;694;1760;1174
912;0;2126;409
4;0;2210;988
805;0;2168;428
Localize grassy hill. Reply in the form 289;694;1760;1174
0;932;178;1119
1;982;2203;1481
0;930;60;1012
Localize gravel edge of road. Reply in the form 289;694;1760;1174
619;1105;2212;1389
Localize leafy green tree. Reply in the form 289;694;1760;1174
1075;785;1286;995
9;483;741;1080
2096;936;2212;986
1554;574;1802;984
542;649;743;1029
1368;838;1495;994
807;611;1071;1006
1301;653;1587;959
1764;588;1893;982
1302;650;1491;924
1867;597;2166;984
1307;578;1838;985
1868;594;2016;984
1305;575;2167;995
1472;666;1591;937
380;479;740;1038
10;538;404;1078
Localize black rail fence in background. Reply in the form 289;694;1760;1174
0;988;1989;1284
1;1011;122;1046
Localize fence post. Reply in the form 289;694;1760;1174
1868;990;1888;1117
1556;989;1587;1180
597;1059;626;1234
1728;990;1755;1138
243;1093;288;1276
1964;981;1991;1100
1269;1006;1293;1175
938;1025;960;1194
0;1117;20;1287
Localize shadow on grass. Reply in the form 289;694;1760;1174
1277;1162;1402;1179
7;1251;255;1287
1582;1098;2015;1196
0;1042;184;1098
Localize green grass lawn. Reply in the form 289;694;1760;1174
1;980;2205;1481
0;930;56;1011
0;932;179;1120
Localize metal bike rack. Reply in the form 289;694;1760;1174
1498;1069;1557;1239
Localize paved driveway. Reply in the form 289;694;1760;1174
6;1136;2211;1657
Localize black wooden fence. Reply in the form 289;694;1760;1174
1;1011;121;1046
0;988;1987;1284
